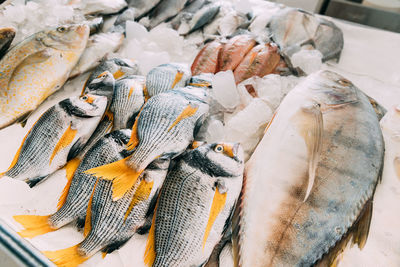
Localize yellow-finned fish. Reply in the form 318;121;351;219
0;94;107;187
144;142;244;267
0;24;90;129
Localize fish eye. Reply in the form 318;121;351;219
81;95;88;101
214;145;224;153
57;26;66;33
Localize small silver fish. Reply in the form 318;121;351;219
144;142;244;267
1;94;107;187
127;0;162;19
148;0;188;29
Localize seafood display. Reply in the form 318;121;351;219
0;0;398;267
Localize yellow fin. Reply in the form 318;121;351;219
128;86;134;99
127;108;142;150
102;251;107;259
13;215;55;238
57;158;81;210
394;157;400;180
144;199;158;267
293;103;323;202
84;158;144;201
143;85;149;102
202;187;227;248
168;104;199;132
171;71;184;89
43;244;89;267
113;69;125;80
264;110;277;134
50;125;78;165
124;179;154;221
84;178;99;237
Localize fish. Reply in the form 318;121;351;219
219;34;256;71
191;40;224;75
0;94;107;187
232;70;384;267
112;7;136;31
189;73;213;88
268;8;344;62
127;0;162;19
44;132;170;266
69;31;125;78
85;87;210;201
85;16;104;35
143;142;244;267
148;0;188;29
146;63;191;98
233;42;281;84
181;2;221;35
0;27;15;59
74;0;128;15
170;0;208;31
0;24;89;129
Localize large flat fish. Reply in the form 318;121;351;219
233;70;384;267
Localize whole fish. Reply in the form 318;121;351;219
85;87;209;201
44;132;170;266
219;34;256;71
144;142;244;267
127;0;162;19
191;40;224;75
268;8;344;62
0;24;89;129
232;70;384;267
0;94;107;187
69;31;125;78
146;63;191;98
0;27;15;59
148;0;188;29
233;43;281;84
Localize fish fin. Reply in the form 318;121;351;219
67;138;84;162
43;244;89;267
50;124;78;165
144;196;159;267
171;71;184;89
365;94;386;121
128;86;135;99
136;217;152;235
113;69;125;80
57;158;81;210
76;217;85;230
84;158;144;201
124;179;154;222
127;112;140;150
394;157;400;180
126;111;139;130
203;186;227;249
16;111;33;127
101;239;130;255
168;104;199;132
83;178;99;237
25;175;49;188
13;215;55;238
295;103;323;202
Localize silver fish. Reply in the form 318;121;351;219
85;87;210;201
144;142;244;267
233;70;384;267
148;0;188;29
146;63;191;98
170;0;208;31
182;2;221;35
0;27;15;59
269;8;344;62
0;94;107;187
127;0;162;20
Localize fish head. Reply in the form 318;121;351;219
86;71;115;100
67;94;108;118
39;24;89;51
195;142;244;177
309;70;359;109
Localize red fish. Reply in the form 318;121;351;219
219;35;256;71
191;41;224;75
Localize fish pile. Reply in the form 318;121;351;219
0;0;393;267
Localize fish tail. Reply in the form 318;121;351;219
57;158;81;210
84;157;144;201
13;215;55;238
43;244;89;267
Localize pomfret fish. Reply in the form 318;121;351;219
144;142;244;267
191;40;224;75
146;63;191;98
233;70;384;267
44;132;170;266
269;8;344;62
0;94;107;187
85;87;209;201
0;24;89;129
0;27;15;59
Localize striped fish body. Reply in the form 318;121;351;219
79;157;169;256
191;41;224;76
0;27;15;59
0;24;89;129
234;70;384;267
2;94;107;187
146;63;191;98
111;76;145;130
49;130;132;229
149;143;244;267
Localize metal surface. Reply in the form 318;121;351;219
0;219;54;267
326;0;400;33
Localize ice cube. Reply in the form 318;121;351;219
126;21;148;41
291;49;323;75
212;70;240;109
205;119;225;143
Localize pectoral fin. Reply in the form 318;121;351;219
16;111;33;127
171;71;184;89
10;49;52;83
57;158;81;210
50;124;78;165
168;104;199;132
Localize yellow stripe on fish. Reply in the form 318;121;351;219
49;124;77;165
168;104;199;132
113;69;125;80
171;71;184;89
84;178;99;237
